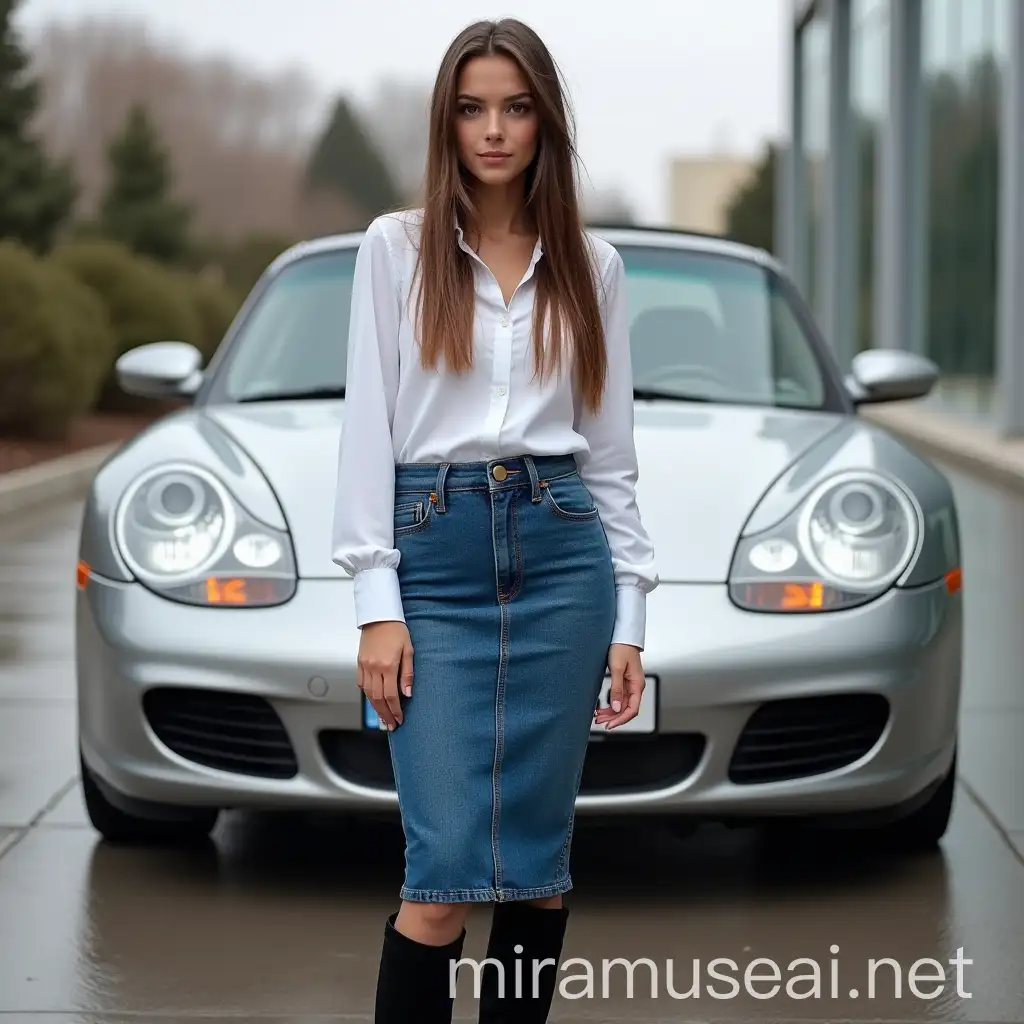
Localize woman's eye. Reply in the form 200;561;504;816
460;103;479;116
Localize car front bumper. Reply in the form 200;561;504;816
77;574;961;823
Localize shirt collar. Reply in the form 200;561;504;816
454;214;545;263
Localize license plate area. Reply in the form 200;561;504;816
363;698;385;730
591;673;657;734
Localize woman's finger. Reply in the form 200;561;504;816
400;641;414;698
605;671;644;730
372;674;398;731
384;674;403;726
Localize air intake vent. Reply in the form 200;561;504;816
729;694;889;784
143;687;298;779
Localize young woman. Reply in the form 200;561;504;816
332;17;658;1023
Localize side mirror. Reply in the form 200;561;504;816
116;341;204;399
846;349;938;404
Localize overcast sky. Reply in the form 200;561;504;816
16;0;789;222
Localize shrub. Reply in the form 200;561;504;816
41;260;119;419
0;241;114;439
50;239;203;410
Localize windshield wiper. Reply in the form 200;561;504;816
632;388;714;402
236;385;346;403
237;383;708;403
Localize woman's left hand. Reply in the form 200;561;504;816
594;643;645;730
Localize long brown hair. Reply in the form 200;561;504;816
412;18;608;414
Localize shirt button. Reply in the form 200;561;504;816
498;386;507;395
500;316;509;328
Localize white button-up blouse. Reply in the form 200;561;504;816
331;209;659;649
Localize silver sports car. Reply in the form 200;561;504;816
75;226;962;851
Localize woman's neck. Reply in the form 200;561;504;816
469;179;532;241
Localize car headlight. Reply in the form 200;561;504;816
729;470;922;612
113;462;296;607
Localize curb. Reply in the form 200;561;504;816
860;403;1024;494
0;443;119;519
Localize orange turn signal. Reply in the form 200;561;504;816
205;577;249;604
945;567;962;594
76;560;90;589
782;581;825;609
734;580;845;612
202;577;286;606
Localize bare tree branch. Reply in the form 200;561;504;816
28;16;325;240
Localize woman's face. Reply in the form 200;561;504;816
454;53;539;188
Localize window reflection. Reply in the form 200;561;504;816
851;0;888;352
922;0;1003;423
992;0;1010;61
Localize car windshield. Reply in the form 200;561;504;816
218;242;827;410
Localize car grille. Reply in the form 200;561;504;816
142;687;299;779
728;694;890;784
318;731;706;795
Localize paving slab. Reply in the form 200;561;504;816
0;702;78;828
0;793;1019;1022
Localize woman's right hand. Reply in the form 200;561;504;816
357;621;414;730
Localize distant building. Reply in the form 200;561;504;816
667;156;757;235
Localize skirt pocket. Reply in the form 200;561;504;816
393;496;433;536
541;473;600;522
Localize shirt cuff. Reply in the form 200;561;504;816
353;567;405;626
611;585;646;649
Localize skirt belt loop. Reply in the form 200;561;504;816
434;463;450;513
523;455;543;503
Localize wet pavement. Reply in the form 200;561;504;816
1;462;1023;1023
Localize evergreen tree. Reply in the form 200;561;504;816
99;103;191;263
0;0;76;252
724;144;776;253
305;96;401;220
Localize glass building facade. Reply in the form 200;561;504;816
800;11;830;318
851;0;887;353
780;0;1024;436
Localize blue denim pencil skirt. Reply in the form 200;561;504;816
386;452;616;903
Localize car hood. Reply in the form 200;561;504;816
203;400;846;582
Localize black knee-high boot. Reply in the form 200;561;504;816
477;902;569;1022
374;912;466;1023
